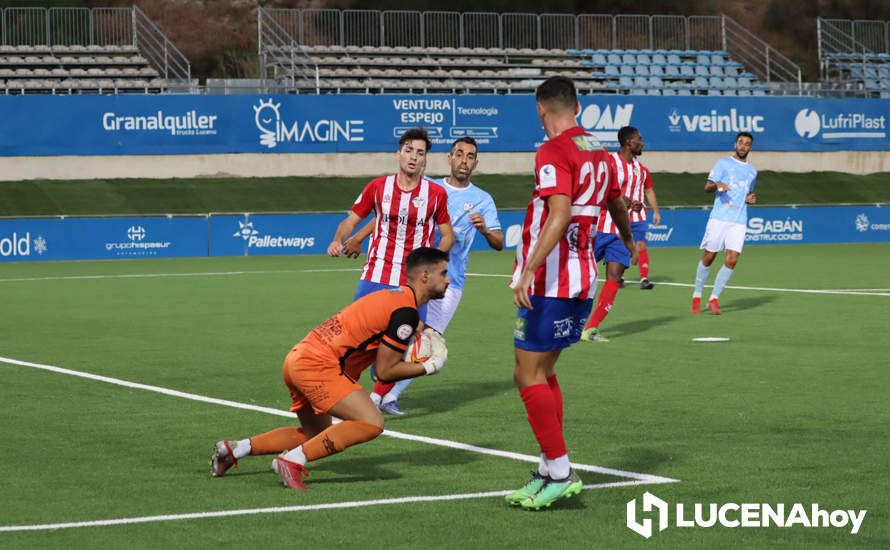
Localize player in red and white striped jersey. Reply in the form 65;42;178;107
581;126;660;342
328;127;454;293
507;77;635;511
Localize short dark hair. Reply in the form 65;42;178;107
617;126;639;147
399;127;432;152
735;131;754;143
535;76;577;112
406;247;449;275
450;136;477;153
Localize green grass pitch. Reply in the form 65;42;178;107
1;244;888;548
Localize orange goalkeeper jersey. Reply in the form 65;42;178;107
298;286;419;381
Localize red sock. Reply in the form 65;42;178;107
585;279;620;330
520;384;566;459
639;249;650;279
372;381;395;397
546;375;563;430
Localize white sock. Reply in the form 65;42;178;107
381;392;397;405
232;438;251;459
369;392;381;407
537;453;549;477
282;445;307;465
546;454;571;480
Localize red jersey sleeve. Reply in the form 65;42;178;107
351;178;380;218
535;143;574;198
430;182;450;225
605;153;622;202
643;166;654;190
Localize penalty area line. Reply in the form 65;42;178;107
0;478;676;533
0;355;678;486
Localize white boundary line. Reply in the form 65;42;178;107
2;267;888;297
0;479;674;533
0;355;677;485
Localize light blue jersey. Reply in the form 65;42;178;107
707;156;758;225
435;177;501;290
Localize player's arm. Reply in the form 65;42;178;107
607;195;638;265
645;187;661;225
469;213;504;250
343;219;374;258
745;174;758;204
374;308;447;382
512;193;571;309
436;221;455;252
328;212;363;257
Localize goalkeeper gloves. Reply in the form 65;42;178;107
421;329;448;375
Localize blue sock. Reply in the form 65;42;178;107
694;261;712;298
709;266;734;301
384;378;414;403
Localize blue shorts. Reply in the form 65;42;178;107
631;220;648;243
594;233;630;268
354;279;428;322
514;296;593;352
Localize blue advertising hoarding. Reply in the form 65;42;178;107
1;206;887;262
0;94;887;156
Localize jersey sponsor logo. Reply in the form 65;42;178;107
102;110;219;137
513;317;527;341
253;98;364;149
396;324;413;340
539;164;557;188
794;108;886;140
411;196;425;209
580;103;634;145
668;108;765;134
0;231;47;257
553;317;573;338
746;217;803;242
232;220;316;249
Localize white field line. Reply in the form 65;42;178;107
0;478;675;533
0;355;677;485
1;267;887;297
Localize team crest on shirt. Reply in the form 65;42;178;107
412;196;425;209
553;317;573;338
396;324;413;340
539;164;557;189
463;202;473;211
383;194;392;203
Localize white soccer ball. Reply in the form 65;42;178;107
403;331;433;363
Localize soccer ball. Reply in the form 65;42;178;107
403;331;432;363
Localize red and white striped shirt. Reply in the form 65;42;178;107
511;126;621;300
598;153;654;234
352;175;449;286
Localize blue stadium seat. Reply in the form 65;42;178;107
722;65;740;77
711;53;726;65
696;54;710;65
646;88;660;96
878;66;890;79
665;65;680;77
637;53;651;65
737;89;752;96
630;89;646;95
693;76;708;88
679;65;694;77
678;88;692;96
738;76;752;88
652;53;667;65
662;88;677;96
722;88;737;96
649;76;664;88
622;53;636;65
619;76;633;88
753;89;767;96
695;65;709;77
607;53;621;65
709;76;724;88
864;66;879;79
667;53;681;65
566;49;582;57
650;65;664;76
723;76;738;88
707;89;722;96
620;65;634;76
636;65;650;76
605;65;620;76
634;76;648;88
709;65;724;76
865;79;880;90
592;53;607;66
581;49;596;56
881;79;890;89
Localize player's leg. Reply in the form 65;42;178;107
708;226;744;313
582;235;629;341
693;220;723;314
632;221;654;289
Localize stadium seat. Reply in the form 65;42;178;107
709;76;724;88
709;65;724;76
667;53;681;65
620;65;634;76
652;53;667;65
680;65;694;77
592;53;607;66
693;76;708;88
622;53;636;65
678;88;692;96
605;65;619;77
619;76;633;89
634;76;648;88
662;88;676;96
696;54;710;65
646;88;660;95
607;53;621;65
635;65;650;76
695;65;709;77
649;76;664;88
711;53;726;65
637;53;651;65
650;65;664;76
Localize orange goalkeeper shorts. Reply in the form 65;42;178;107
282;343;362;415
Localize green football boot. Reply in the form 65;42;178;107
580;327;609;342
505;471;547;506
520;470;583;510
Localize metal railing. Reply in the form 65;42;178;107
258;8;319;93
0;6;189;85
260;9;801;88
817;17;881;88
819;18;889;55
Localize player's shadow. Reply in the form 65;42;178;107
723;295;776;312
396;380;516;417
307;447;481;484
606;315;679;337
611;447;675;477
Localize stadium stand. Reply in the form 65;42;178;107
258;9;799;96
818;18;890;98
0;6;190;94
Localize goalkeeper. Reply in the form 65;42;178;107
209;247;450;490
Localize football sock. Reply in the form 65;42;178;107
546;374;563;430
546;454;571;480
538;453;549;477
282;445;307;466
639;249;650;279
693;260;712;298
232;439;251;459
301;421;383;462
369;392;381;406
709;265;734;301
372;380;395;398
249;427;308;455
384;378;414;403
519;384;567;460
585;279;620;330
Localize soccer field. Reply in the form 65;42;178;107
1;244;888;548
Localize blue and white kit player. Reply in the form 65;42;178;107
691;132;758;315
374;136;504;415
